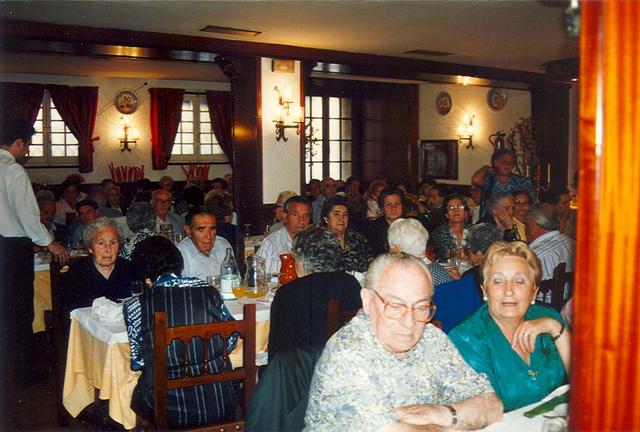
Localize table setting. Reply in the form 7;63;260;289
480;384;570;432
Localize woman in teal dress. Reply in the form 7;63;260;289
449;241;571;412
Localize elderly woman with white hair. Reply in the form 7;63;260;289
387;218;452;286
62;217;134;317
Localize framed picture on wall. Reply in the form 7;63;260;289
419;139;458;180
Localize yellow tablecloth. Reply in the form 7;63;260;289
63;305;270;429
33;264;51;333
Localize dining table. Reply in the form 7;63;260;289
62;297;271;430
480;384;569;432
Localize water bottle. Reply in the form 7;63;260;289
219;247;240;299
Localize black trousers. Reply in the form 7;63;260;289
0;236;35;429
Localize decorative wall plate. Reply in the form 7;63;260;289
115;89;139;114
435;91;452;116
487;88;508;111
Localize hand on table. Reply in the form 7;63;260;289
47;241;69;266
394;404;452;428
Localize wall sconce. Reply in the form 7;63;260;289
458;114;476;149
273;85;303;142
119;116;139;152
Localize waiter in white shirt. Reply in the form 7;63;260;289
176;206;233;281
0;118;68;428
257;195;312;275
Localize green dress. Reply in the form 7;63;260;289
449;303;567;412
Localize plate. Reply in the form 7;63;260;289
115;89;139;114
487;88;508;111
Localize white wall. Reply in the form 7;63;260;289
260;58;302;204
0;72;231;185
419;83;531;185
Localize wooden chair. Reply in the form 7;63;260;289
552;262;574;310
153;303;257;431
538;263;574;311
325;298;359;341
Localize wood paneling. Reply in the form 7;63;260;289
531;83;571;187
571;1;640;430
2;19;548;84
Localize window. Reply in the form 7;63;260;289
27;91;78;166
171;94;226;163
304;95;352;183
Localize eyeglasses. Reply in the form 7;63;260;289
514;200;531;205
447;204;466;211
370;289;436;323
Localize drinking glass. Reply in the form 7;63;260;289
448;248;459;268
131;281;144;297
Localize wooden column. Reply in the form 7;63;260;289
216;55;271;234
571;1;640;430
530;83;571;188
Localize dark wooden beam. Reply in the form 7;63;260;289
1;19;548;84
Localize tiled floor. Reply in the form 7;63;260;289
13;375;92;431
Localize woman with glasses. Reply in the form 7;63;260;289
449;241;570;412
512;190;533;241
430;194;469;263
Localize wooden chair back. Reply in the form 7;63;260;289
325;298;359;341
153;303;257;431
538;263;574;311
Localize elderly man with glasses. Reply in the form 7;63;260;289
305;253;502;431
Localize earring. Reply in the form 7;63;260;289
531;299;535;305
482;295;488;301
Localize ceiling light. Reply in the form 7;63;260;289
199;25;261;37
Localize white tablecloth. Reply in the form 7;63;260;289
480;384;570;431
70;298;271;346
64;298;272;429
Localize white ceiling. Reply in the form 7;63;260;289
0;0;578;78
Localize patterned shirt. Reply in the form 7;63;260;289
119;228;156;260
305;311;494;431
431;224;469;262
123;273;235;428
255;226;293;274
485;172;535;202
529;230;575;303
339;229;373;273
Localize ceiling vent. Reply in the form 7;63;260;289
403;49;452;57
199;25;261;37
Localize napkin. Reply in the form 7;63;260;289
523;390;570;418
92;296;124;322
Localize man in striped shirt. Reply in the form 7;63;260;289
525;204;575;303
257;195;311;275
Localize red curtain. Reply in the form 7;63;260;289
47;85;99;173
149;88;184;170
0;82;45;124
206;90;234;167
